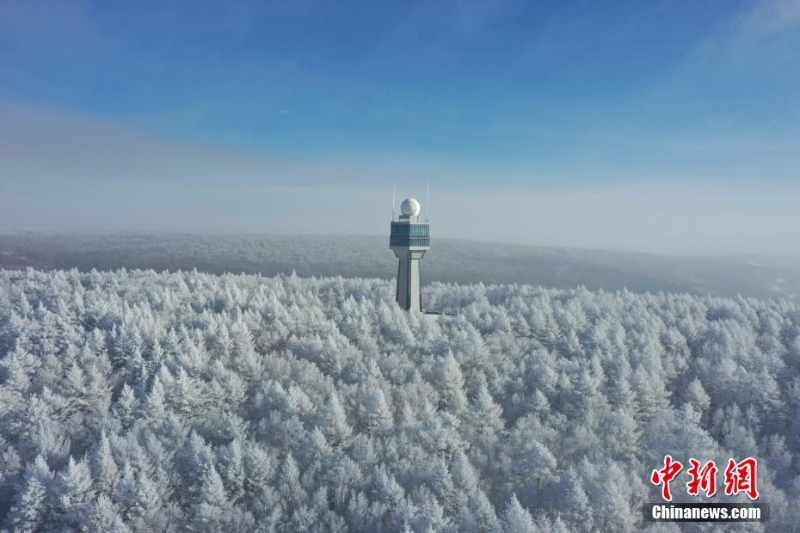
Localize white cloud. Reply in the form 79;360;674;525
737;0;800;35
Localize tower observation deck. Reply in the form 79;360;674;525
390;198;430;312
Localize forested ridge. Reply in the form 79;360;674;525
0;268;799;532
3;230;799;300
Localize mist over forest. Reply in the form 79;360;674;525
2;230;799;301
1;268;799;531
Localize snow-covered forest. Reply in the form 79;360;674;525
1;268;799;532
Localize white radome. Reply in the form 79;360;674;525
400;198;421;217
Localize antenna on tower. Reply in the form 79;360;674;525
392;181;396;220
426;181;431;221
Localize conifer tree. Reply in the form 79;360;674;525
91;430;119;496
218;438;245;503
56;456;94;528
6;455;52;533
363;387;393;434
435;351;468;415
502;494;536;533
192;464;230;530
278;453;305;507
86;494;131;532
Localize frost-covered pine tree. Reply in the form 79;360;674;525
218;438;245;503
55;456;94;529
113;383;139;429
362;387;393;434
86;494;130;533
466;384;505;470
6;455;52;533
278;453;305;507
469;488;500;533
434;351;468;415
502;494;536;533
243;442;275;498
91;430;119;496
192;464;230;530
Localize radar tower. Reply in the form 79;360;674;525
390;197;430;312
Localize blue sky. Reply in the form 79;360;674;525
1;0;799;255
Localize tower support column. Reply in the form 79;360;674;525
393;248;426;312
